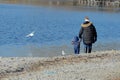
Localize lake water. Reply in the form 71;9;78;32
0;4;120;57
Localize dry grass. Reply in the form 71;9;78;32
0;50;120;80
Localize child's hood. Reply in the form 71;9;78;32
73;36;79;42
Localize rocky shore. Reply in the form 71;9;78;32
0;50;120;80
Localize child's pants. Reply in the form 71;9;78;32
74;45;80;54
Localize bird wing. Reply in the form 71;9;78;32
26;31;35;37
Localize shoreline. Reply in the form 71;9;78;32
0;50;120;80
1;41;120;57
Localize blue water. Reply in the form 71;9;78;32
0;4;120;57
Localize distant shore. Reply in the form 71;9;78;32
0;50;120;80
0;0;120;8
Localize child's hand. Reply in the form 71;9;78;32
71;41;74;45
79;39;82;42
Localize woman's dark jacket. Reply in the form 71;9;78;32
79;21;97;44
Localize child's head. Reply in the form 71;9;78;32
73;36;79;41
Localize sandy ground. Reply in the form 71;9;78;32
0;50;120;80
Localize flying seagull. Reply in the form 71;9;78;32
26;31;35;37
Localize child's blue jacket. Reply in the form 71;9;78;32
72;36;80;47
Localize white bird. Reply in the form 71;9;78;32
26;31;35;37
62;50;66;56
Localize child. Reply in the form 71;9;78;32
72;36;81;54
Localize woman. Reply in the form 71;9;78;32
79;17;97;53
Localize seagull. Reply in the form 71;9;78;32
62;50;66;56
26;31;35;37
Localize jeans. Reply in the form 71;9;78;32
84;43;92;53
74;45;80;54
